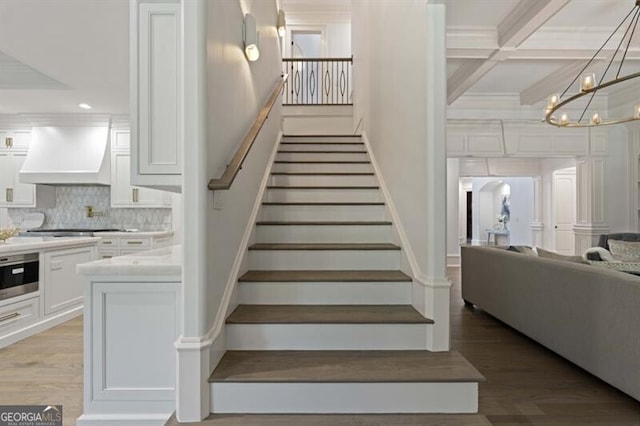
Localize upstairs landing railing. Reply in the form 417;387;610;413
282;57;353;105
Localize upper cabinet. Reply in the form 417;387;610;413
130;0;182;193
0;130;32;150
110;128;172;208
0;130;55;208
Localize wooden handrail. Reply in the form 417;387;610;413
208;74;288;191
283;57;352;62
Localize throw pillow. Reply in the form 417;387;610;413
536;247;587;264
607;240;640;262
582;246;616;262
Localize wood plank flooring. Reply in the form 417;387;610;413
0;268;639;425
0;316;83;426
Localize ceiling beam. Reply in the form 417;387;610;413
447;0;572;104
498;0;572;48
519;61;589;106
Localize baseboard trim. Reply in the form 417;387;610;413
76;413;172;426
447;254;461;267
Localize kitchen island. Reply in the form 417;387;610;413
93;230;174;259
76;245;181;426
0;236;99;348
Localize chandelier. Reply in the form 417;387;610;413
545;0;640;127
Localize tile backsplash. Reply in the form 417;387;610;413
8;186;171;231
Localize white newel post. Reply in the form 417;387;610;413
531;176;544;247
175;0;211;422
574;156;609;254
422;2;451;352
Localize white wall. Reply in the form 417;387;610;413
352;0;432;275
205;0;282;331
446;158;460;261
326;23;351;57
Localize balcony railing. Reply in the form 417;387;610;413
282;57;353;105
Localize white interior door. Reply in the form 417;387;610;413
553;168;576;255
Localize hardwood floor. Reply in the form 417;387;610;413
0;316;83;426
448;267;640;425
1;268;639;425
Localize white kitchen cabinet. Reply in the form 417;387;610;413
43;245;95;316
0;130;32;150
0;296;39;337
130;0;182;192
111;128;131;151
0;151;55;208
95;232;173;259
111;152;172;208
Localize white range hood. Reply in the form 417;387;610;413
19;126;110;185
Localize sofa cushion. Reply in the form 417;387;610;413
536;247;587;264
608;240;640;262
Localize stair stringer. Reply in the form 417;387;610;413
200;131;284;376
361;131;451;351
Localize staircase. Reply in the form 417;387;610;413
207;135;484;417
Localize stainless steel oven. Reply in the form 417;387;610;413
0;253;39;301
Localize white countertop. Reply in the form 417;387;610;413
77;245;182;277
0;237;100;255
93;230;173;237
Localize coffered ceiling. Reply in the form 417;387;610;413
0;0;638;116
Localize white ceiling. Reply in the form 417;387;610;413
0;0;639;115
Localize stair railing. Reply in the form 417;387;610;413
208;74;288;191
282;57;353;105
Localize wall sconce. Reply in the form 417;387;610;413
243;13;260;62
277;10;286;37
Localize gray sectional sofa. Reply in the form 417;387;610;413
461;245;640;401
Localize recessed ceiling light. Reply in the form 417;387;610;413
78;103;92;110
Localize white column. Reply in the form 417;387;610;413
420;2;450;352
574;156;609;254
530;176;544;247
627;124;640;230
446;158;461;266
176;0;210;421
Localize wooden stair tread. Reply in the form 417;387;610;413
256;221;392;226
267;185;379;190
239;270;412;282
248;243;401;250
281;141;365;145
275;160;371;164
226;305;433;325
271;172;374;175
166;413;491;426
278;150;366;154
263;201;385;206
283;134;362;138
209;350;483;383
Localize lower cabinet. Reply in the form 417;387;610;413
43;246;95;315
96;234;173;259
0;296;39;336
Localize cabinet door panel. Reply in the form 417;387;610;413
11;153;35;206
44;247;94;315
111;152;135;206
0;153;11;204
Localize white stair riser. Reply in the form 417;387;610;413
264;188;381;203
248;249;400;270
255;224;392;243
277;152;369;162
260;205;387;221
279;143;365;152
270;174;377;186
238;281;412;305
211;382;478;414
283;136;362;143
272;163;373;173
226;323;429;350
